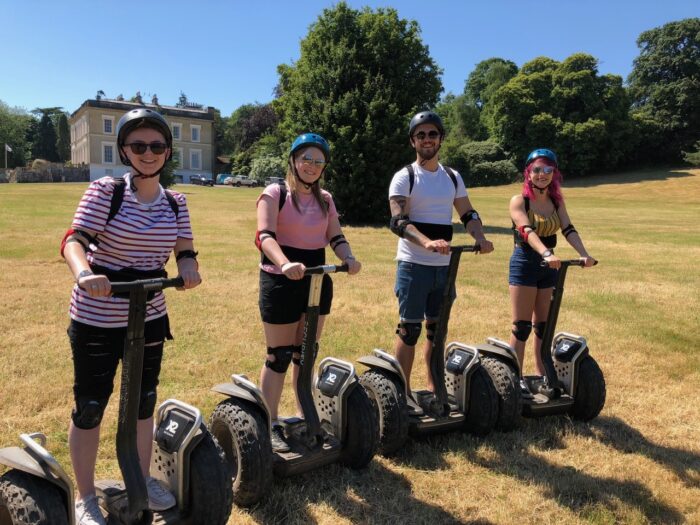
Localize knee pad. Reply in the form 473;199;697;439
396;322;422;346
265;345;295;374
138;390;157;419
512;320;532;342
72;397;108;429
533;322;547;339
425;321;437;342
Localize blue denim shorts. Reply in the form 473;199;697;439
394;261;455;323
508;245;558;288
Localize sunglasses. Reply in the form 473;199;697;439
124;142;168;155
413;130;441;141
300;155;327;167
531;166;555;175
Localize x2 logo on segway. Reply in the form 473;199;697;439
446;348;476;374
553;337;585;362
318;365;350;397
155;409;196;453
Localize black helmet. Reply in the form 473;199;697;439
409;111;444;137
116;108;173;165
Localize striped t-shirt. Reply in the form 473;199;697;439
69;174;193;328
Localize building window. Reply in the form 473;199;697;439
172;123;181;140
191;125;201;143
190;149;201;170
102;142;115;164
103;116;114;134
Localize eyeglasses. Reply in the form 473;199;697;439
531;166;555;175
300;155;327;167
412;130;441;141
124;142;168;155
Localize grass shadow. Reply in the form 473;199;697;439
245;460;483;524
564;166;695;188
576;415;700;489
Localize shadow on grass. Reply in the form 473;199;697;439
443;418;686;524
564;166;696;188
579;415;700;489
245;459;487;525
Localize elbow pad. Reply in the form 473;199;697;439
562;224;578;238
460;209;482;228
390;215;411;238
60;228;95;258
255;229;276;251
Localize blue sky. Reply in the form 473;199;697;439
1;0;697;117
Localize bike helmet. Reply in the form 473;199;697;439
525;148;558;168
117;108;173;165
409;111;445;137
289;133;330;162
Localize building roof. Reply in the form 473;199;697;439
71;99;217;121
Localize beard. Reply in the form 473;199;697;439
417;144;439;161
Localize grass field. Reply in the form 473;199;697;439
0;167;698;524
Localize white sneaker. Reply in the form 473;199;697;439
75;494;106;525
146;476;176;511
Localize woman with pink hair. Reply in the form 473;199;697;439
508;149;595;395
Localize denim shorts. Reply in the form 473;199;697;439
394;261;455;323
508;245;558;288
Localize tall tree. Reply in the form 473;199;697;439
628;18;700;161
275;2;442;223
31;111;59;162
0;100;31;168
490;54;632;175
56;113;71;162
228;103;279;154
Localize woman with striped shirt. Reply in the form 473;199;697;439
61;108;200;525
509;149;595;389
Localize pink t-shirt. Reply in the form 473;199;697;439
257;183;338;274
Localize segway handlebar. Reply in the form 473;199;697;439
110;276;185;294
450;243;481;253
539;258;598;268
303;263;349;276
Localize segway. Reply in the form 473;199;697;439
475;259;606;431
358;245;498;456
0;278;233;525
209;264;378;507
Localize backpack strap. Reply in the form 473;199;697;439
278;181;287;211
107;177;179;225
406;164;458;195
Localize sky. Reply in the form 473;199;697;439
1;0;697;117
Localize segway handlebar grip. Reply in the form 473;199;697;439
110;276;185;294
539;259;599;268
450;243;481;253
303;263;349;276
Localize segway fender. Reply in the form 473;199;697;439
552;332;588;396
357;349;407;388
0;434;75;525
444;342;480;412
211;374;271;426
313;357;358;439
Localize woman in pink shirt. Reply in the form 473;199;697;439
254;133;361;452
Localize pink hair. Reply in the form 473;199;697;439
522;158;564;207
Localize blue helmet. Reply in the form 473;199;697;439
290;133;330;161
525;148;558;168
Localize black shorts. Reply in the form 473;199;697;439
259;270;333;324
68;315;171;409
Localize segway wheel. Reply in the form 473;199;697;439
209;398;273;507
359;369;409;456
569;355;606;421
339;386;379;468
0;469;68;525
463;365;499;436
187;430;234;524
480;356;522;431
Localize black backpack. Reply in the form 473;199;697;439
107;177;179;224
405;164;458;195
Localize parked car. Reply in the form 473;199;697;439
190;174;214;186
230;175;258;187
223;176;234;186
215;173;231;185
264;177;286;186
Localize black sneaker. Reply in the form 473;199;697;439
270;424;291;453
520;379;534;399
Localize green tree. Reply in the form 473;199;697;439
32;111;59;162
683;141;700;166
0;100;31;168
250;155;286;183
275;2;442;223
228;103;279;155
490;53;633;175
159;157;179;189
56;113;71;162
628;18;700;161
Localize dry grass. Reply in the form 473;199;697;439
0;167;699;524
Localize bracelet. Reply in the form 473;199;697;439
76;269;94;282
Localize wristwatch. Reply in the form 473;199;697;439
76;269;94;282
541;250;553;258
